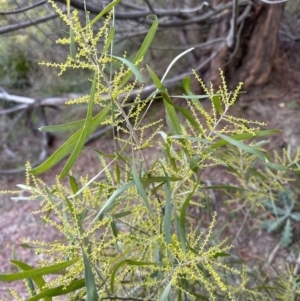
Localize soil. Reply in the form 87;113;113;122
1;40;300;299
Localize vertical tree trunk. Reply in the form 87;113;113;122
204;2;285;89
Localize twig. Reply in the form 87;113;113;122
293;252;300;275
264;243;280;270
0;12;59;34
0;0;46;15
279;30;300;42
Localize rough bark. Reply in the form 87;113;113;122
204;1;285;89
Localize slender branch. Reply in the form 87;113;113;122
264;243;280;269
279;30;300;42
52;0;251;23
144;0;251;28
142;0;156;14
119;1;146;11
0;0;252;35
259;0;288;3
0;0;46;15
0;12;59;34
226;0;238;47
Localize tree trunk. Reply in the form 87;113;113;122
204;1;285;89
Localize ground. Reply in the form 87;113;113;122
0;43;300;299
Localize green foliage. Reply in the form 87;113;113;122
1;2;300;301
261;189;300;248
0;46;37;89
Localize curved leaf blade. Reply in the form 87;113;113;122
132;157;153;214
30;102;111;175
83;251;98;301
111;55;145;83
119;15;158;88
89;180;135;227
26;279;85;301
59;71;98;179
84;0;121;29
0;259;78;281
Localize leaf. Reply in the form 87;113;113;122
132;155;153;214
26;279;85;301
84;0;121;29
161;93;205;135
92;148;130;162
280;218;293;248
180;185;197;253
30;102;111;175
189;155;200;173
70;27;76;59
111;55;145;83
164;135;178;172
291;212;300;222
10;260;48;299
110;260;158;293
192;292;210;301
69;176;79;195
159;280;172;301
212;95;223;114
10;260;38;299
0;259;78;281
161;48;194;82
267;216;288;233
168;135;210;144
115;161;121;185
147;65;181;135
83;251;98;301
39;119;86;132
89;181;135;226
181;76;205;108
211;130;280;149
215;133;266;161
260;221;273;232
59;70;98;179
212;252;231;258
265;162;288;171
279;190;294;209
110;219;118;238
248;168;269;181
119;15;158;88
262;201;286;216
140;176;181;185
163;168;172;244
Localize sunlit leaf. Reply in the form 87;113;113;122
212;95;223;114
84;0;121;29
111;55;145;83
26;279;85;301
30;102;111;175
132;155;153;214
89;181;135;226
161;48;194;82
119;15;158;88
110;259;158;293
59;71;98;179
